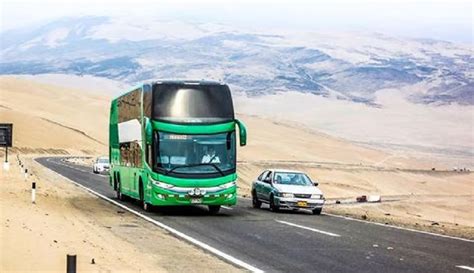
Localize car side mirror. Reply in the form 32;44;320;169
313;181;319;187
263;178;271;184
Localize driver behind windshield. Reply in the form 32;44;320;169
201;146;221;164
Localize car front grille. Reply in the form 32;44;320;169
294;194;312;199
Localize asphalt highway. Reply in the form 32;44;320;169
37;157;474;273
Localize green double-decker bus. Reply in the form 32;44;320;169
109;81;246;214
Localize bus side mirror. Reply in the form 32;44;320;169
235;119;247;146
145;118;152;145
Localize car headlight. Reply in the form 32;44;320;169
218;181;236;190
312;194;323;199
277;192;294;198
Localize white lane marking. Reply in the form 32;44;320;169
323;213;474;243
42;158;264;273
222;206;233;210
457;265;474;271
276;220;340;237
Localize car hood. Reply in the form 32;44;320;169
274;184;322;195
95;163;110;167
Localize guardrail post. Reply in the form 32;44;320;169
24;168;28;181
66;254;76;273
31;182;36;204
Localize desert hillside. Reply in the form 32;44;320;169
0;77;109;155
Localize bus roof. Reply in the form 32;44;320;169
112;80;226;102
153;80;225;85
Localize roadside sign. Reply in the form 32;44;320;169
0;123;13;167
0;123;13;147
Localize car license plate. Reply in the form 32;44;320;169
191;198;202;204
297;201;308;207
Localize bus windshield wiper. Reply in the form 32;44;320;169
164;163;225;176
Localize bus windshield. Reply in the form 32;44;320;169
154;131;236;177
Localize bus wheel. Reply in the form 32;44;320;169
116;180;124;201
139;180;152;212
143;202;153;212
208;205;221;215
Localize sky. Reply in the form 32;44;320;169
1;0;472;43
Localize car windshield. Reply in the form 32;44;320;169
273;172;313;186
98;158;109;164
154;131;236;177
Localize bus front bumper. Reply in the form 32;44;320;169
148;185;237;206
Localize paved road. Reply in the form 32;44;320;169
37;157;474;273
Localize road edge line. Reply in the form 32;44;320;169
36;158;264;273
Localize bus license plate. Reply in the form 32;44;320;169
191;198;202;204
297;201;308;207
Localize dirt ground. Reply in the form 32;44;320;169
0;157;241;273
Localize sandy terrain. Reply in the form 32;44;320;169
0;77;109;155
1;75;472;242
234;88;474;169
0;157;241;272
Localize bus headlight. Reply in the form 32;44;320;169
218;181;236;190
150;178;174;189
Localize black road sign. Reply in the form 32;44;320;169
0;123;13;147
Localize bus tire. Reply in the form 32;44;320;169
116;175;125;201
208;205;221;215
139;179;153;212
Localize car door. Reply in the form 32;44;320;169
255;171;268;199
261;171;273;201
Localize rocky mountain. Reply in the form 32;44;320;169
1;16;472;105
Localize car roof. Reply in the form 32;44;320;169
266;169;305;174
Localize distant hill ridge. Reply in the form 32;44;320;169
1;16;472;105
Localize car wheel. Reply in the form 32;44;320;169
270;195;279;212
252;190;262;209
208;205;221;215
312;208;322;215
